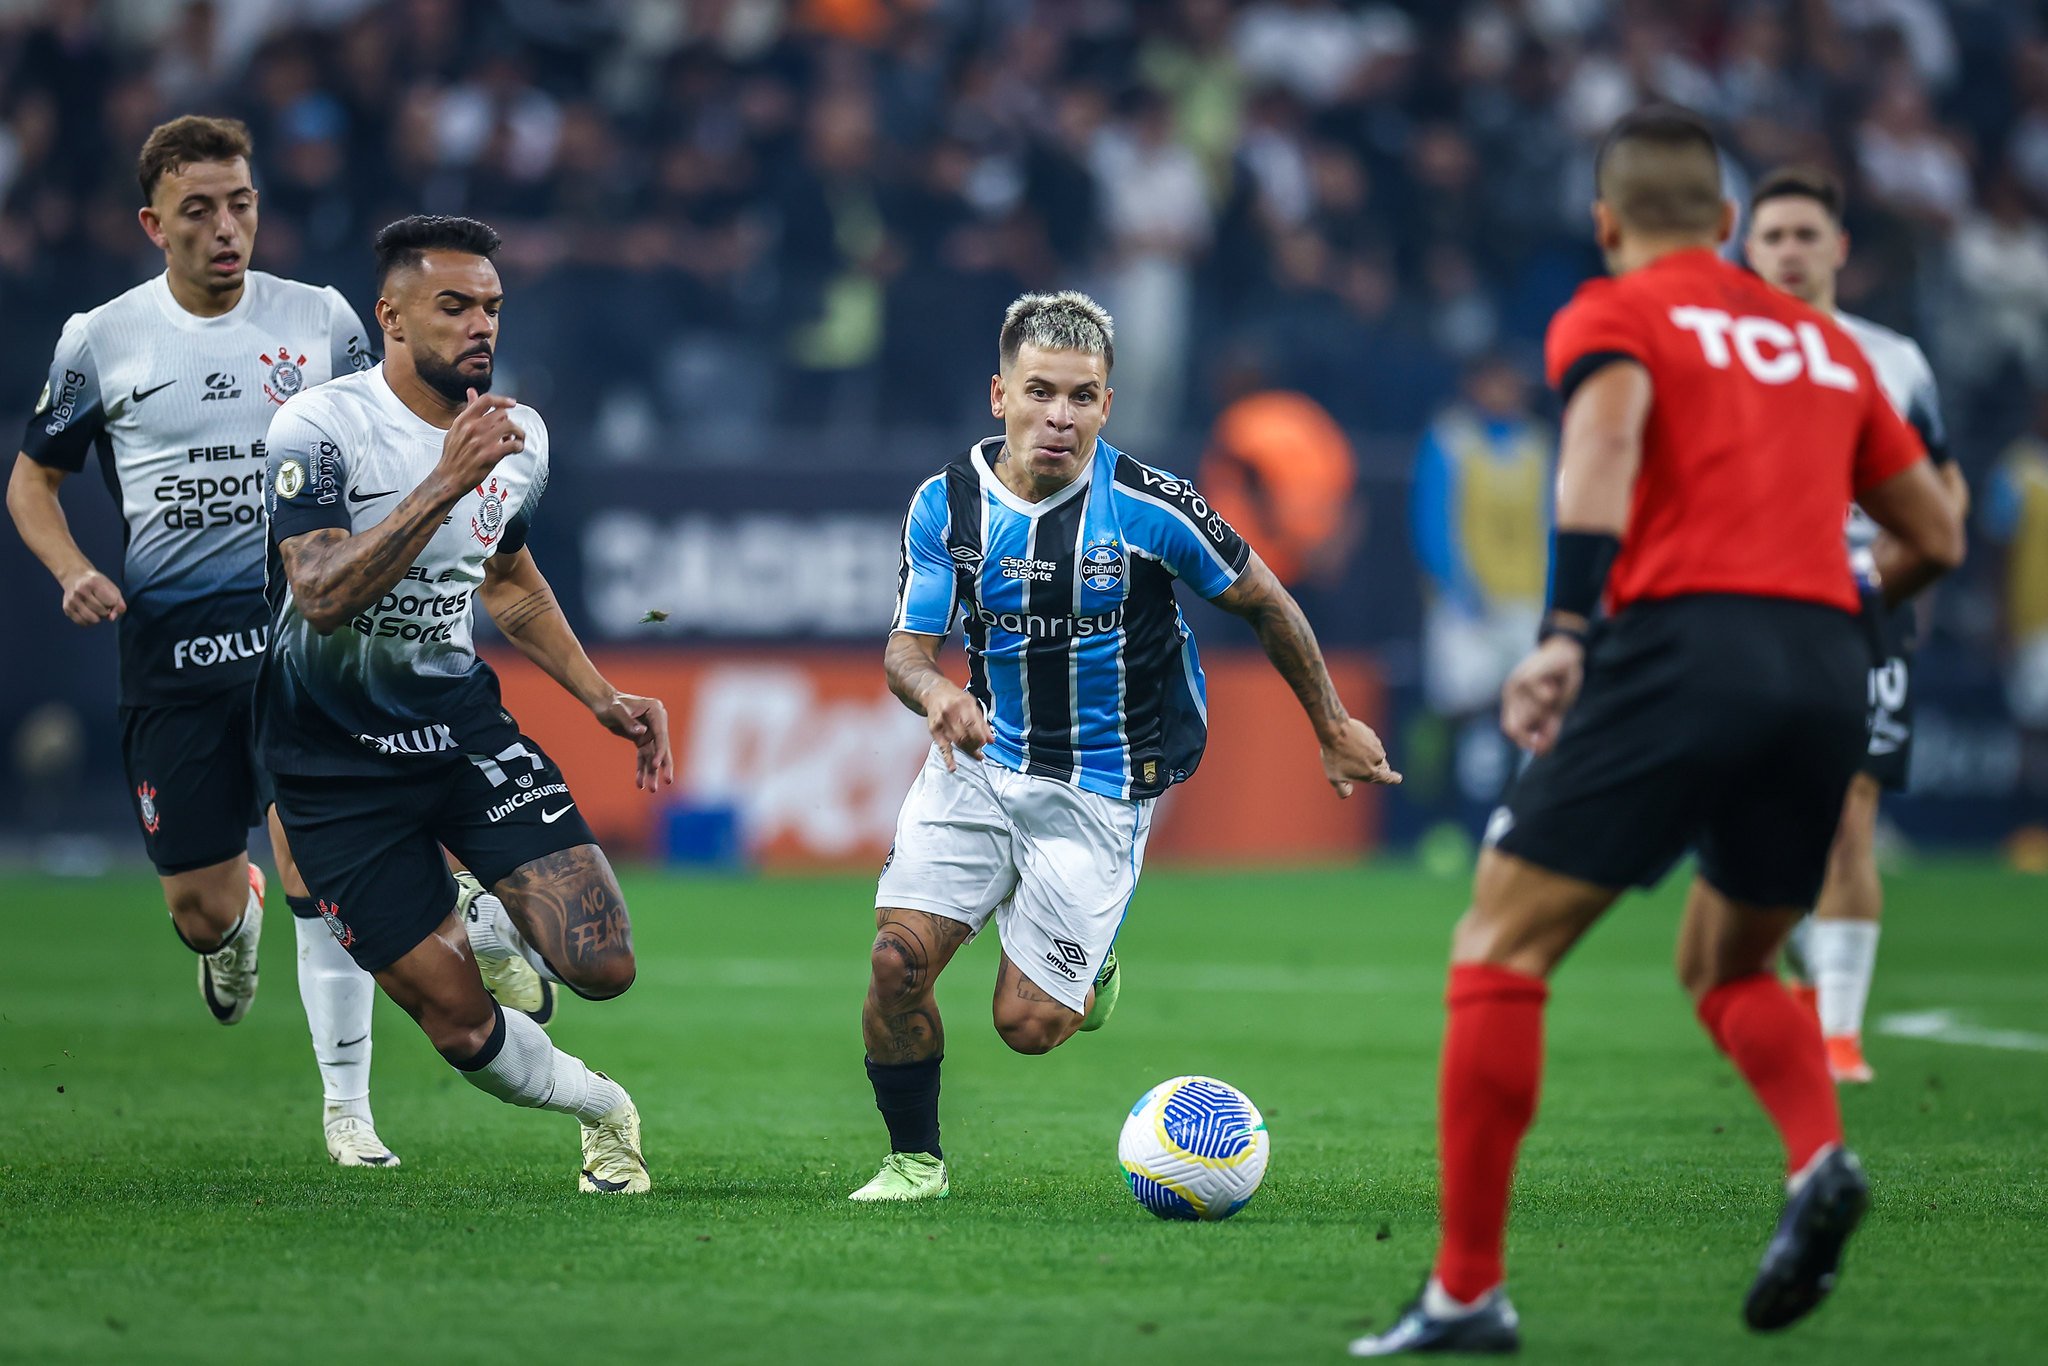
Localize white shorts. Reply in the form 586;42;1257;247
876;746;1155;1013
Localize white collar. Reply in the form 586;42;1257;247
972;436;1094;517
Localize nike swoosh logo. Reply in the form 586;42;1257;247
131;381;176;403
334;1033;368;1049
348;487;397;504
541;805;575;823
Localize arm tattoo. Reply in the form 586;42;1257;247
1249;593;1346;735
280;484;460;631
884;632;951;715
497;845;632;980
491;585;558;639
1218;566;1346;738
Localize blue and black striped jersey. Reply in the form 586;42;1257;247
893;437;1251;801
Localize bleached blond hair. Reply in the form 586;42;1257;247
999;290;1114;373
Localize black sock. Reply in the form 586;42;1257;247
172;910;242;955
866;1055;943;1159
287;894;319;920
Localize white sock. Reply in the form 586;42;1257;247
1422;1277;1487;1318
457;1004;623;1123
1783;915;1814;983
294;911;376;1111
1787;1141;1840;1196
466;891;564;985
1811;920;1881;1039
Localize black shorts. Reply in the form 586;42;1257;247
120;691;270;876
1492;594;1868;908
270;734;597;972
1861;596;1915;791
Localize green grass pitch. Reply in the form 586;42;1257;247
2;861;2042;1364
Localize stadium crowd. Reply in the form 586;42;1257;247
3;0;2046;824
3;0;2045;467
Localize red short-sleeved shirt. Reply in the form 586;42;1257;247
1544;248;1925;615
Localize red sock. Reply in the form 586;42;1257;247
1697;973;1843;1175
1433;963;1548;1304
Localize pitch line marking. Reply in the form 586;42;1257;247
1875;1009;2048;1054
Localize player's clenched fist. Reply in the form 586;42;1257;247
436;387;524;489
1500;635;1585;755
1320;716;1402;797
922;679;992;772
60;567;126;625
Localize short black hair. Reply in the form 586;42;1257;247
1594;104;1724;234
1750;165;1844;223
373;215;502;289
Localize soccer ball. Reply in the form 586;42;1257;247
1118;1075;1270;1221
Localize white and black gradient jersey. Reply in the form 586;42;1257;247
19;271;375;706
1838;311;1949;585
893;437;1251;802
256;364;549;777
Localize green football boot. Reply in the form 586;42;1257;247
1079;948;1120;1032
848;1152;949;1202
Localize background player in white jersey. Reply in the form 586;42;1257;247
4;116;402;1166
849;292;1402;1202
1745;166;1971;1083
259;215;670;1193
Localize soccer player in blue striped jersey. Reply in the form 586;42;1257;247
849;291;1401;1202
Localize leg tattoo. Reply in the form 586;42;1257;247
496;846;635;999
996;953;1057;1004
864;910;970;1064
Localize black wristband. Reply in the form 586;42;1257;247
1547;529;1621;620
1538;614;1589;647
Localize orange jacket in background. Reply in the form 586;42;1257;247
1201;390;1358;584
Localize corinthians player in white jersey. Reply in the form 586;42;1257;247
4;117;406;1166
258;215;670;1194
1745;166;1971;1083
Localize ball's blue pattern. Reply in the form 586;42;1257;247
1126;1169;1199;1220
1160;1078;1259;1160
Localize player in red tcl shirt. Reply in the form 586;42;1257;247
1350;107;1964;1357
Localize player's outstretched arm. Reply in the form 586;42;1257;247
481;546;672;792
277;390;525;633
6;453;125;625
1212;553;1400;796
884;630;990;772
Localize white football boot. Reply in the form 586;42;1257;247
198;864;265;1025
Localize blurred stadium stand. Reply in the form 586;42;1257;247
2;0;2044;862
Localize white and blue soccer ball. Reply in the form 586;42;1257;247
1118;1075;1270;1221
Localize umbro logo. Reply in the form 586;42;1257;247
1043;938;1085;982
348;486;397;504
131;380;176;404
